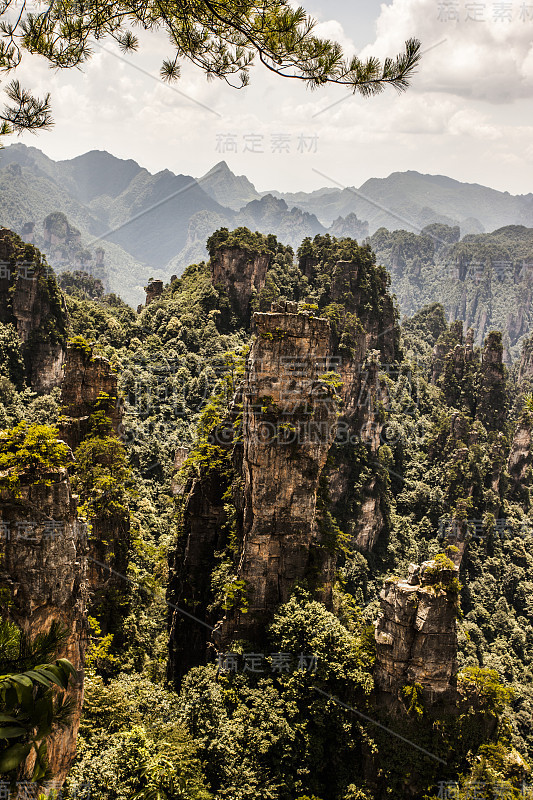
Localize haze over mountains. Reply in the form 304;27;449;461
1;143;533;307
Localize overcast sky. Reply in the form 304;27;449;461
12;0;533;194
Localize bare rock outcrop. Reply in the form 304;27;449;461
59;342;129;625
374;558;459;705
167;306;341;674
217;309;338;644
0;469;88;783
59;343;122;451
0;228;68;392
145;279;164;306
211;246;270;320
168;252;402;678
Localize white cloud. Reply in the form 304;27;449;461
360;0;533;102
3;4;533;197
447;108;503;139
313;19;357;57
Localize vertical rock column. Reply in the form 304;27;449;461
0;228;67;392
508;413;533;509
374;558;459;705
476;331;508;431
217;308;339;645
59;345;122;450
59;343;129;626
211;246;270;321
0;470;88;783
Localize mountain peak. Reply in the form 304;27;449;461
199;161;261;211
212;160;231;172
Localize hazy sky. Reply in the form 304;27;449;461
13;0;533;194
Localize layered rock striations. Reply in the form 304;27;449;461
168;305;341;674
217;308;339;644
60;343;122;450
211;245;270;320
0;228;68;392
374;558;459;705
0;468;88;782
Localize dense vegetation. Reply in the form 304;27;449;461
1;228;533;799
371;224;533;360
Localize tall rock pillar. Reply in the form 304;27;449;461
216;307;339;644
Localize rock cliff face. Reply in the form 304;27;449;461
60;344;122;450
217;308;339;645
508;415;533;508
323;256;399;554
0;229;67;392
477;331;507;431
145;279;164;306
431;322;472;387
211;246;270;320
168;247;402;677
374;559;459;704
326;347;387;553
0;469;88;782
167;460;233;678
21;213;109;291
59;343;129;625
518;331;533;384
168;306;340;673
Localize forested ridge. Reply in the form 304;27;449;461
1;225;533;800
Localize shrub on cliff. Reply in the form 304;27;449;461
59;271;105;301
175;595;376;799
207;226;276;258
72;435;134;520
0;421;71;493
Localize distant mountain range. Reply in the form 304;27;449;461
1;143;533;306
370;223;533;362
266;173;533;234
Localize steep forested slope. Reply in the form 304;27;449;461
1;227;533;800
